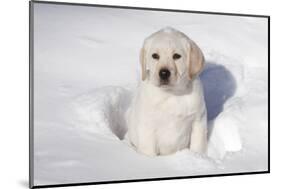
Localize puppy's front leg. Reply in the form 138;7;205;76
189;117;208;154
137;131;158;157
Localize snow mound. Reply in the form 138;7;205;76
71;86;134;140
208;115;242;159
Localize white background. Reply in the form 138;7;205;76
0;0;276;189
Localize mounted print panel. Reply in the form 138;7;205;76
30;1;269;188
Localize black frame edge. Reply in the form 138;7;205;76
267;16;270;173
31;171;270;188
31;0;270;18
29;1;35;188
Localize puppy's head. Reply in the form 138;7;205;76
140;27;204;90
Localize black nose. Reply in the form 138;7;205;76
159;68;171;80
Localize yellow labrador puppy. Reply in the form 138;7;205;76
126;27;207;156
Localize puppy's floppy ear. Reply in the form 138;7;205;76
188;40;205;80
140;48;147;81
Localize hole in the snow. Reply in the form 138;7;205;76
200;62;237;139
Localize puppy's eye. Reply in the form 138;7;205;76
173;53;181;60
152;53;160;60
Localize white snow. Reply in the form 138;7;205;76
33;3;268;186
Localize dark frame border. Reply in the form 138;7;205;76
29;0;270;188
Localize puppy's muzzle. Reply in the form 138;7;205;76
159;68;171;83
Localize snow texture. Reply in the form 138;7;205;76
33;3;268;185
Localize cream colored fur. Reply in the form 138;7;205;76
126;27;207;156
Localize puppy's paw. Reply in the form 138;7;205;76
137;147;158;157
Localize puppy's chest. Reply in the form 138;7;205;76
145;95;197;118
139;96;195;149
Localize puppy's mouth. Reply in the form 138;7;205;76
160;80;169;86
159;80;172;89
